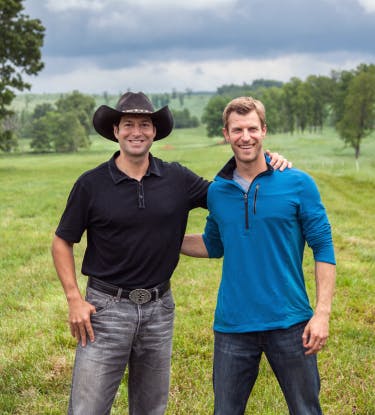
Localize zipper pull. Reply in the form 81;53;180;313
253;184;259;214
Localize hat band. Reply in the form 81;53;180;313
121;109;152;114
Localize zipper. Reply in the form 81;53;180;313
243;184;259;229
253;184;259;214
244;192;249;229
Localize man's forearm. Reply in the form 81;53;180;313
181;234;209;258
314;261;336;316
51;235;82;302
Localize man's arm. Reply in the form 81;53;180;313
181;234;209;258
51;235;96;346
302;261;336;355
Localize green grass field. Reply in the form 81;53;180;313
0;126;374;414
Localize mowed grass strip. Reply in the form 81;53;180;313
0;127;374;414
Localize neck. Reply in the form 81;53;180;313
235;156;267;183
116;152;150;181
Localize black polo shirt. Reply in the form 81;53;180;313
55;151;209;289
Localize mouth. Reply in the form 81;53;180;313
128;139;145;144
239;144;254;150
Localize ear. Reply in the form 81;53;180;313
113;124;119;139
222;127;230;143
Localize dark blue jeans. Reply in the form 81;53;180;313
213;321;322;415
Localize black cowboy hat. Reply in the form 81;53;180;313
93;91;174;141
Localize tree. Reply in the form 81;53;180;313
281;78;301;134
331;69;355;126
202;95;229;137
305;75;335;132
172;108;199;129
0;0;45;151
53;112;89;152
30;111;90;153
257;87;284;134
55;91;96;135
336;67;375;160
29;113;54;152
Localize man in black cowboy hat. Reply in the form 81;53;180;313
52;91;290;415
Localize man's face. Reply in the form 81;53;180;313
114;114;156;158
223;110;266;165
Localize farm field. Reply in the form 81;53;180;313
0;126;374;414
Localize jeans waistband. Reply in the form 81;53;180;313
88;277;170;305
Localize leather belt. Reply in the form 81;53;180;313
88;277;170;305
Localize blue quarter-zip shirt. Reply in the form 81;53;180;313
203;157;336;333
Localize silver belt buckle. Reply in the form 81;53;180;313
129;288;152;304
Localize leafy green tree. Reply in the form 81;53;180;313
53;112;89;152
55;91;95;135
202;95;230;137
295;80;314;133
0;124;18;152
257;87;284;134
0;0;44;151
305;75;335;132
281;78;301;134
172;108;199;128
30;113;53;152
30;111;90;153
32;102;54;120
336;67;375;159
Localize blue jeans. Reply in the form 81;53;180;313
213;321;322;415
68;286;175;415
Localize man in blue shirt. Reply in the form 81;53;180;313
182;96;336;415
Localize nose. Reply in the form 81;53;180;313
241;129;251;142
131;124;143;136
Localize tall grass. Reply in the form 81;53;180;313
0;126;374;414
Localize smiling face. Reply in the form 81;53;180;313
114;114;156;158
223;109;267;166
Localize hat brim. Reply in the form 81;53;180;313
93;105;174;142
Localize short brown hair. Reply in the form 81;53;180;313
222;97;266;130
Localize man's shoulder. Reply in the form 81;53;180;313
274;167;314;183
77;160;109;182
152;156;198;176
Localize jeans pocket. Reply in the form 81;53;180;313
86;287;112;316
160;290;175;311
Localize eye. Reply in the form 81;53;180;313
232;128;242;134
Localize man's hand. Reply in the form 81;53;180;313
302;313;330;355
266;149;292;171
68;297;97;347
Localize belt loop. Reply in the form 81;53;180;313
116;288;123;302
154;288;159;301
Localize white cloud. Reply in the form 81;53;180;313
136;0;235;10
26;51;374;94
357;0;375;13
46;0;105;12
45;0;235;12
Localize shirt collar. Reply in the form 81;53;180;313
108;151;162;184
217;155;274;180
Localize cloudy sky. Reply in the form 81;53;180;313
23;0;375;94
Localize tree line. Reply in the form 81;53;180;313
202;64;375;159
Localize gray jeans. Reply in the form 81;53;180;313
68;285;175;415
